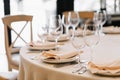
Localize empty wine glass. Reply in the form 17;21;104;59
93;10;107;36
71;28;86;74
49;15;63;50
83;22;100;62
37;25;48;43
62;12;71;35
69;11;80;36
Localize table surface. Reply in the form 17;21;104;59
18;34;120;80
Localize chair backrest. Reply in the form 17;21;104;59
78;11;94;20
0;76;7;80
2;15;33;70
62;11;94;32
63;11;94;20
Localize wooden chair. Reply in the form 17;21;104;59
79;11;94;20
63;11;94;20
2;15;33;71
62;11;94;32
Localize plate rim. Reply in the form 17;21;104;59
47;37;69;42
27;46;56;50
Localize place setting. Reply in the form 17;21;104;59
26;41;80;67
88;59;120;77
27;41;56;51
40;49;79;64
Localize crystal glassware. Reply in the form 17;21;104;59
49;15;63;50
71;28;86;74
83;22;100;62
69;11;80;37
93;10;107;36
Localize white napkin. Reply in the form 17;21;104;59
103;26;120;34
88;59;120;75
28;41;56;48
41;50;79;60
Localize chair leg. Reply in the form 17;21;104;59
8;65;12;71
0;76;7;80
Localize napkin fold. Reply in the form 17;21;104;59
28;41;56;48
41;50;79;60
88;60;120;75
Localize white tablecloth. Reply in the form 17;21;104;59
18;34;120;80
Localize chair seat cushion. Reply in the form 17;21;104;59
0;72;18;80
12;47;20;54
11;53;20;67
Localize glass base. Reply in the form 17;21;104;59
99;31;105;36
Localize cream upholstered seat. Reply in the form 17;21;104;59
0;72;18;80
2;15;33;71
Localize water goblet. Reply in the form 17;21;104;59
62;12;71;35
37;25;48;43
93;10;107;36
49;15;63;50
69;11;80;31
83;22;100;62
71;28;86;74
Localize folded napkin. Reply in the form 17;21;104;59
47;34;69;41
28;41;56;48
103;26;120;34
88;60;120;75
41;50;79;60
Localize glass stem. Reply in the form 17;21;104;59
90;47;94;62
72;26;75;38
55;38;58;51
66;26;69;35
100;24;103;33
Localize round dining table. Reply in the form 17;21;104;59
18;34;120;80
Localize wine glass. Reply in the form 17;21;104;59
83;22;100;62
62;12;71;35
49;15;63;50
71;28;86;74
69;11;80;37
37;25;48;43
93;10;107;36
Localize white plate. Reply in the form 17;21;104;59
47;35;69;42
28;46;56;50
41;56;77;63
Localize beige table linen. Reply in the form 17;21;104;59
18;34;120;80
